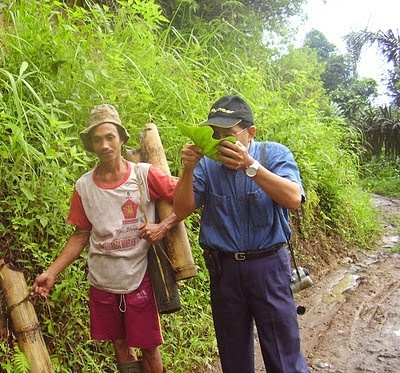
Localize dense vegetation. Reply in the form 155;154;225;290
0;0;391;371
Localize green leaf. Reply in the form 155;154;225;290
21;187;35;201
39;216;49;227
176;123;235;161
19;61;28;77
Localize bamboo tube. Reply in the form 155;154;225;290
130;123;198;281
0;297;7;341
147;240;181;314
125;149;181;313
0;260;54;373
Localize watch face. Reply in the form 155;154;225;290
246;166;257;177
246;160;259;177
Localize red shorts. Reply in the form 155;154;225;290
89;272;163;349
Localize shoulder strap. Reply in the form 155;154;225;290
259;141;268;170
259;142;302;281
259;142;291;238
135;163;148;223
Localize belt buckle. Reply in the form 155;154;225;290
234;252;246;261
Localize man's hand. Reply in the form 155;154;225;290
216;140;252;171
31;271;57;298
138;222;168;245
30;228;89;298
181;143;203;170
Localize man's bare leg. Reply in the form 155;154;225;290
113;339;137;362
141;346;164;373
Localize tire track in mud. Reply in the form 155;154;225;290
345;257;400;372
295;194;400;372
297;247;400;372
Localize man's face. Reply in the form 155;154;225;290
90;123;124;161
211;125;248;140
211;124;255;149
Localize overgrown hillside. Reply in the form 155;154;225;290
0;1;380;372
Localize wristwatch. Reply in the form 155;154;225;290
245;160;260;178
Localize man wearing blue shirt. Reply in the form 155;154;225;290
174;95;309;372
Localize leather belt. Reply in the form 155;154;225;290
220;244;284;261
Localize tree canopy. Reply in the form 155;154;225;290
345;28;400;106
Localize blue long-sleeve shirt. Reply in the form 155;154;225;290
193;140;305;252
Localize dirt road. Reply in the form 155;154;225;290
294;194;400;372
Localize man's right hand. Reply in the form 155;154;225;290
181;143;203;169
30;228;89;298
31;271;57;298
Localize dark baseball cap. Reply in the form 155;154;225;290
201;95;254;128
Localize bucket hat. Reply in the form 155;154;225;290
80;104;130;152
201;95;254;128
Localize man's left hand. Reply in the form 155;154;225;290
216;140;252;171
137;223;167;245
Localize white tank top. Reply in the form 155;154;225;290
74;162;155;294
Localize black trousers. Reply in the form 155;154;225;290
209;248;309;373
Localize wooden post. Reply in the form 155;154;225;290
0;260;54;373
136;123;198;281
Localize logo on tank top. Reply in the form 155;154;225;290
121;199;139;224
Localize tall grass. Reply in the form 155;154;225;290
0;0;380;371
360;158;400;197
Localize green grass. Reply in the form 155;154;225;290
360;159;400;197
361;177;400;197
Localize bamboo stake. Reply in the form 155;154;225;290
130;123;198;281
0;260;54;373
